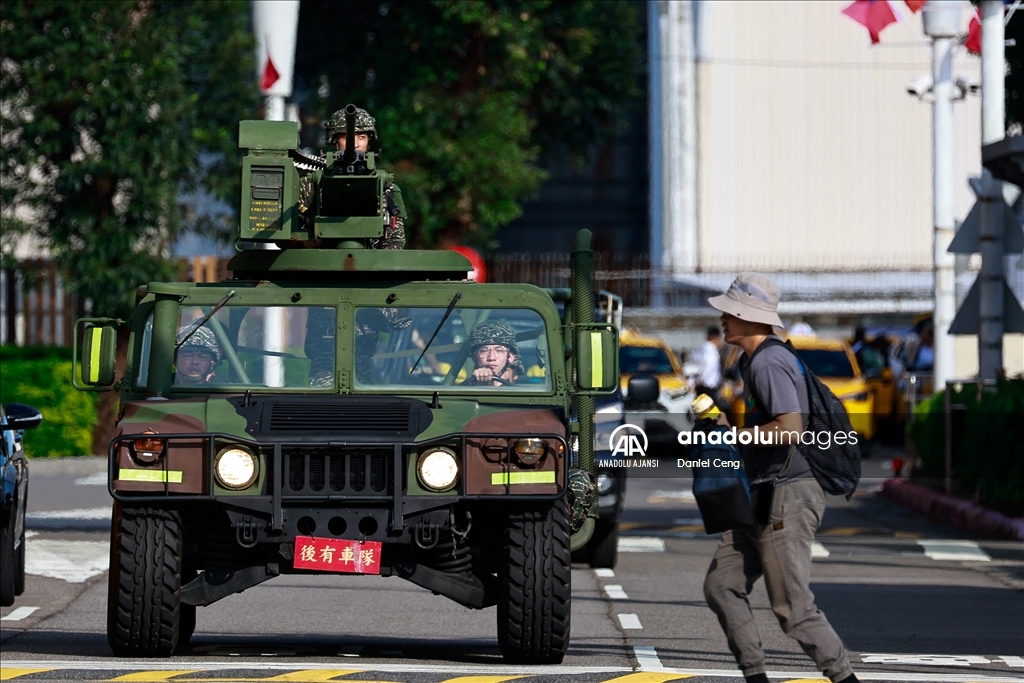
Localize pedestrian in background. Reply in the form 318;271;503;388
693;325;725;405
703;272;860;683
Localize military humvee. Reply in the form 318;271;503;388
73;109;618;664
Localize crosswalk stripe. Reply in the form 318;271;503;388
0;670;54;681
1;606;40;621
109;672;201;681
811;541;831;559
435;677;527;683
917;540;992;562
601;673;695;682
619;537;666;553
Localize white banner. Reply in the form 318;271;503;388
252;0;300;97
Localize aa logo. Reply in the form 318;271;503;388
609;424;648;457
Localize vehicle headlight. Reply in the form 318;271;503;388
514;438;545;466
596;473;614;495
417;448;459;492
214;447;258;490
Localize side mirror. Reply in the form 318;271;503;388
78;324;118;388
5;403;42;431
575;326;618;392
625;373;660;406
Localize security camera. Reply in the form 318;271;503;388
906;74;934;100
955;75;980;95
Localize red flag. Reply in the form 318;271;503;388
260;52;280;92
842;0;898;44
966;13;982;55
904;0;926;13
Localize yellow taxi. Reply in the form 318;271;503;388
788;336;875;441
619;328;690;412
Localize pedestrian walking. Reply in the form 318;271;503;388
693;324;725;405
703;272;860;683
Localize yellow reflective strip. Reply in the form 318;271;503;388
89;326;102;383
490;471;556;485
590;331;603;388
109;673;200;682
118;468;183;483
261;672;363;682
0;670;55;681
601;674;697;683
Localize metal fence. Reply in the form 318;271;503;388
0;261;79;347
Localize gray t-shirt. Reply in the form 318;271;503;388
740;338;813;485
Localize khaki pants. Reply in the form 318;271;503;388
703;477;854;682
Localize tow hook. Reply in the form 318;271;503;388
413;520;441;550
234;515;260;548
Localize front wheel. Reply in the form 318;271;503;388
107;504;187;657
497;497;571;664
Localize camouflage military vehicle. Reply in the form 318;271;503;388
73;110;618;664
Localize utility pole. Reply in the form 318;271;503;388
922;0;963;389
979;0;1006;379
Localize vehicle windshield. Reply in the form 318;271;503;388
354;307;550;390
620;345;675;374
163;305;337;389
793;348;855;378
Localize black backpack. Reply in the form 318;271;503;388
746;337;862;499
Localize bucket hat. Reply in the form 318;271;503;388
708;272;784;328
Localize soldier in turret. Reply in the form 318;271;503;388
297;106;406;249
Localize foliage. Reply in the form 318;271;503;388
0;347;97;457
909;378;1024;516
295;0;642;247
0;1;258;320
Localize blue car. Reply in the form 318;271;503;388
1;402;42;606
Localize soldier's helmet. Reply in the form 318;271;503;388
325;106;377;146
175;325;221;363
468;321;525;375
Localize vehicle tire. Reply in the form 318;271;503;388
497;496;571;664
107;503;186;657
0;524;15;607
587;519;619;569
15;526;26;596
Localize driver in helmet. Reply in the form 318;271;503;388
174;326;221;386
298;106;406;249
462;321;524;386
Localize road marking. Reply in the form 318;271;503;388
605;584;629;599
647;489;695;503
671;517;704;525
26;507;110;521
779;679;828;682
594;568;615;577
436;678;527;683
24;538;108;583
0;670;54;681
74;472;107;485
602;673;695;682
811;541;831;559
861;653;995;666
632;645;664;671
109;673;201;682
263;672;363;682
999;656;1024;667
619;536;666;553
917;540;992;562
0;606;39;621
617;613;643;629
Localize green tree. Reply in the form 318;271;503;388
0;0;258;320
295;0;642;247
1;0;258;454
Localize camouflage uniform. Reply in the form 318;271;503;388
462;321;525;386
297;106;406;250
566;468;597;533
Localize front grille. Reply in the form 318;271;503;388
283;447;390;496
269;402;412;433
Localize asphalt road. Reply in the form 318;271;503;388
2;453;1022;683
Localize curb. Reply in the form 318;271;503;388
881;478;1024;541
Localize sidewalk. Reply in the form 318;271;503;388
882;478;1024;541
